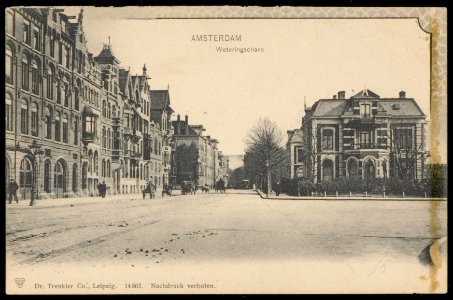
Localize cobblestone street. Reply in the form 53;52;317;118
6;190;447;293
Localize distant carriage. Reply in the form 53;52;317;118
162;184;173;197
181;181;195;195
215;179;226;193
200;184;210;193
142;183;156;199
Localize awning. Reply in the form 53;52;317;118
82;105;99;116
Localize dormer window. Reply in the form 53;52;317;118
360;103;371;118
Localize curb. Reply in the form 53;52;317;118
256;190;447;202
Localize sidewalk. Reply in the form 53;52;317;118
256;190;447;201
5;191;178;209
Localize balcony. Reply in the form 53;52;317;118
346;143;388;151
82;132;96;145
112;149;121;161
163;163;171;171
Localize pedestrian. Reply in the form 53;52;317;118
275;180;280;196
97;182;102;197
101;181;107;198
8;179;19;204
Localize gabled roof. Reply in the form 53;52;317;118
94;45;120;64
312;100;348;117
118;69;130;93
288;129;304;143
150;90;173;112
351;89;380;99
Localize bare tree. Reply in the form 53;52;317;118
387;125;426;180
244;117;287;194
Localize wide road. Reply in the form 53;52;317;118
6;190;447;294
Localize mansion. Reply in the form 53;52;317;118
287;89;428;183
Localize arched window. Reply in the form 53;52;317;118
72;163;78;192
45;106;52;139
5;93;13;131
46;66;54;99
5;45;13;84
322;159;334;181
73;117;79;145
31;103;39;137
112;105;116;118
106;160;111;178
21;56;29;90
347;158;358;177
19;158;33;187
102;159;106;177
31;59;39;95
44;159;51;193
74;87;79;110
63;80;69;107
88;150;93;174
94;151;99;175
102;127;106;148
107;128;112;149
20;100;29;135
102;100;106;117
54;160;66;196
107;103;111;119
54;111;61;141
62;114;68;143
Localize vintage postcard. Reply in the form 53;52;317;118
5;6;447;294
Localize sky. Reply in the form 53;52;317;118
62;7;432;157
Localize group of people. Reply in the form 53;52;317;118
97;181;108;198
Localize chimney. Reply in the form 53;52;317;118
338;91;345;99
185;115;189;135
177;114;181;135
399;91;406;99
333;95;337;99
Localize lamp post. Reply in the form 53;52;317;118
29;140;44;206
266;159;271;198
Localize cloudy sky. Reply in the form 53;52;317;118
63;7;431;157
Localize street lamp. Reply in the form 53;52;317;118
266;159;271;198
28;140;44;206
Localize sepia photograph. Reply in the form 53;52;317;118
5;6;447;294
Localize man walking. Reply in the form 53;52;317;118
8;179;19;204
101;181;107;198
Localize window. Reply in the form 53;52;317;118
107;128;112;149
62;114;68;143
94;151;98;175
33;26;40;51
44;160;51;192
50;37;55;58
62;46;67;67
31;60;39;95
31;103;38;137
54;112;61;141
65;47;70;68
20;103;28;134
23;20;30;44
5;46;13;84
360;131;372;148
107;103;111;119
73;118;79;145
85;116;95;134
6;10;14;36
296;147;304;163
46;67;54;99
21;57;29;90
58;42;63;64
360;104;371;118
63;82;69;107
74;87;79;110
19;158;33;187
102;127;106;148
5;94;13;131
102;101;106;117
322;129;334;150
394;128;412;150
45;106;52;139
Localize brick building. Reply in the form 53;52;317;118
287;89;428;182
